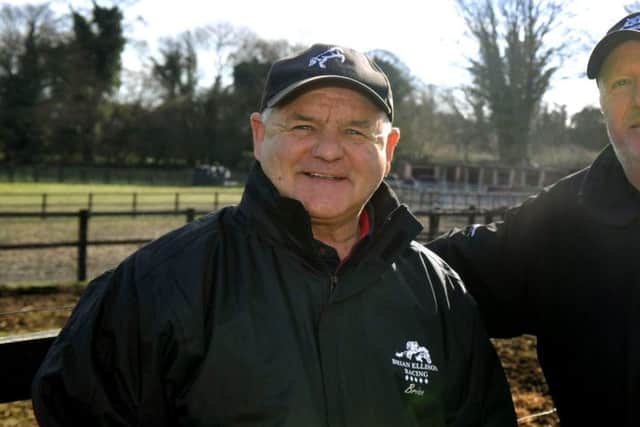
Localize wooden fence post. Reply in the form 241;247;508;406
467;205;476;225
77;209;89;281
428;213;440;241
214;192;219;210
88;193;93;211
41;194;47;218
132;193;137;217
484;212;494;224
174;192;180;211
186;208;195;223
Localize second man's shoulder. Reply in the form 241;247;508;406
405;241;470;306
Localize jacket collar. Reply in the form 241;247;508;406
236;162;423;266
578;144;640;226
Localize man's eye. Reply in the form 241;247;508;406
292;125;313;131
346;128;365;137
612;79;632;89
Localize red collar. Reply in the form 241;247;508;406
337;209;371;269
358;208;370;240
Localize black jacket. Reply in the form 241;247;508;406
429;145;640;427
32;163;516;427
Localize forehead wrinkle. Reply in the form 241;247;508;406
348;119;375;127
281;106;338;125
288;112;317;122
290;111;382;128
277;95;388;131
602;41;640;74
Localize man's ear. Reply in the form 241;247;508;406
250;112;265;160
384;127;400;175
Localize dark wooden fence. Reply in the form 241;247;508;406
0;209;208;281
0;206;506;282
0;206;506;404
0;190;241;214
0;164;196;186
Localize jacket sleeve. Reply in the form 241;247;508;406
453;300;518;427
427;253;517;427
426;191;552;338
31;262;172;427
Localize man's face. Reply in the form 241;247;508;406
598;40;640;183
250;86;399;226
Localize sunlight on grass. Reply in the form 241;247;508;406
0;181;243;193
0;182;244;212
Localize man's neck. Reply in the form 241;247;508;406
312;219;360;261
619;159;640;192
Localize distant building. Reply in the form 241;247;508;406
400;160;572;192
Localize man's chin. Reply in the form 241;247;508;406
304;203;355;224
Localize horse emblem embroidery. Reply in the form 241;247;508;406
395;341;432;363
308;47;346;69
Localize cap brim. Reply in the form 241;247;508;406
587;30;640;79
265;75;392;119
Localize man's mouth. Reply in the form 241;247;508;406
304;172;344;180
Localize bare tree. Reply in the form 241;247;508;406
230;33;301;65
196;22;252;86
457;0;574;164
151;32;199;101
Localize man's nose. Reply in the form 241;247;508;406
312;130;344;161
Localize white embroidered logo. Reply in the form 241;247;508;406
308;47;346;69
395;340;432;363
404;383;424;396
392;340;439;393
623;15;640;30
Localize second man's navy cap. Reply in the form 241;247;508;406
587;11;640;79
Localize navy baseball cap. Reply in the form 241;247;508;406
259;43;394;121
587;12;640;79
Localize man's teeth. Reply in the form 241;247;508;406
307;172;341;179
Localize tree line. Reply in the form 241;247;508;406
0;0;612;172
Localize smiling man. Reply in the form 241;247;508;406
250;85;399;260
31;44;516;427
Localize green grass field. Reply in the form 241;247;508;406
0;182;243;193
0;182;244;212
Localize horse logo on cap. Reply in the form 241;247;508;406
308;47;346;69
622;15;640;30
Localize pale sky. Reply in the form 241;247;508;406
5;0;637;115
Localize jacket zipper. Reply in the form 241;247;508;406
329;274;338;293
